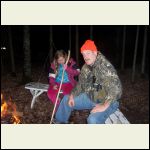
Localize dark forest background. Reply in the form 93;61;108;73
1;25;149;124
1;25;149;77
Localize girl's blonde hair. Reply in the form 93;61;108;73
53;50;67;75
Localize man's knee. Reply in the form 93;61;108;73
87;115;97;124
87;113;106;124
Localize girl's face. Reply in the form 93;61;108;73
57;56;65;65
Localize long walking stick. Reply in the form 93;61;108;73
50;50;71;124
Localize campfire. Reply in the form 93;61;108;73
1;93;21;124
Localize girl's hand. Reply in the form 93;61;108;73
53;85;58;90
63;64;67;70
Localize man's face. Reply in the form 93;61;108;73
81;50;97;65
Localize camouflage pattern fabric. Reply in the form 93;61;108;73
71;52;122;104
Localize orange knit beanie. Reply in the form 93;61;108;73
80;40;97;53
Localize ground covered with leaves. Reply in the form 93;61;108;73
1;66;149;124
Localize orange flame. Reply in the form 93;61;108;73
1;101;8;117
13;115;21;124
1;93;21;124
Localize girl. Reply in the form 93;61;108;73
47;50;80;108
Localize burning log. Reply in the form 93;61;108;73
1;93;22;124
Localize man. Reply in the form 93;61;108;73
55;39;122;124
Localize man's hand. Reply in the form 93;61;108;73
68;94;74;107
90;101;110;113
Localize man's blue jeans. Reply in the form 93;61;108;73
55;93;119;124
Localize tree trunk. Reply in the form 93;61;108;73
1;47;6;75
90;25;93;40
115;26;121;68
132;26;140;82
49;26;53;63
75;26;79;65
121;26;126;71
69;25;71;51
22;25;31;83
8;26;16;76
141;26;148;75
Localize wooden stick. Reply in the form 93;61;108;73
50;50;71;124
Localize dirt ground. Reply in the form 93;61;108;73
1;66;149;124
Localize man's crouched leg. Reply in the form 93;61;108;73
87;101;119;124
